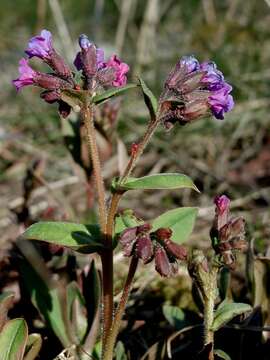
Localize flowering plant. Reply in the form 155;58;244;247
6;29;252;360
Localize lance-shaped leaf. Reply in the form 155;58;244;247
112;173;199;192
92;84;138;105
151;207;198;243
67;282;87;343
22;222;105;254
0;292;14;331
212;302;252;332
214;349;232;360
24;334;42;360
138;77;158;118
0;319;28;360
19;260;71;347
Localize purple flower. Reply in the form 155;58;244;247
160;56;234;128
103;55;129;87
25;29;53;60
25;29;72;79
12;58;37;91
200;61;224;90
13;58;72;93
180;55;200;73
208;83;234;120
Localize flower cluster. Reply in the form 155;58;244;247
119;224;187;277
13;30;129;117
210;195;247;268
159;55;234;129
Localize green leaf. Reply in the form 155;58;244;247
212;302;252;332
162;305;186;330
151;207;198;243
82;260;101;340
22;222;104;254
138;77;158;118
0;319;28;360
24;334;42;360
114;210;144;242
115;341;127;360
67;282;87;343
92;84;138;105
214;349;232;360
19;261;71;347
0;292;14;331
113;173;199;192
219;267;231;301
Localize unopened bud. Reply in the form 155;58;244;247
154;245;171;277
164;239;187;260
35;73;71;91
136;235;153;264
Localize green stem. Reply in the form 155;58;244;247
204;297;215;360
103;256;138;360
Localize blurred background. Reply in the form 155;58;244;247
1;0;269;248
0;0;270;358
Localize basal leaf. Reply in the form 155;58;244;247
19;261;71;347
162;305;186;330
67;282;87;343
151;207;198;243
214;349;232;360
0;319;28;360
92;84;138;105
113;173;199;192
22;222;104;254
138;77;158;118
0;292;14;331
24;334;42;360
212;302;252;332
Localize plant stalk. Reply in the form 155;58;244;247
103;256;138;360
81;104;107;233
81;103;114;348
204;296;215;360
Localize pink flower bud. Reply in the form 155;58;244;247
214;195;230;230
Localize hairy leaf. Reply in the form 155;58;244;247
212;302;252;332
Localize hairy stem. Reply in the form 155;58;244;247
120;116;160;184
103;256;138;360
81;104;107;233
204;296;215;360
102;114;160;355
81;103;113;349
